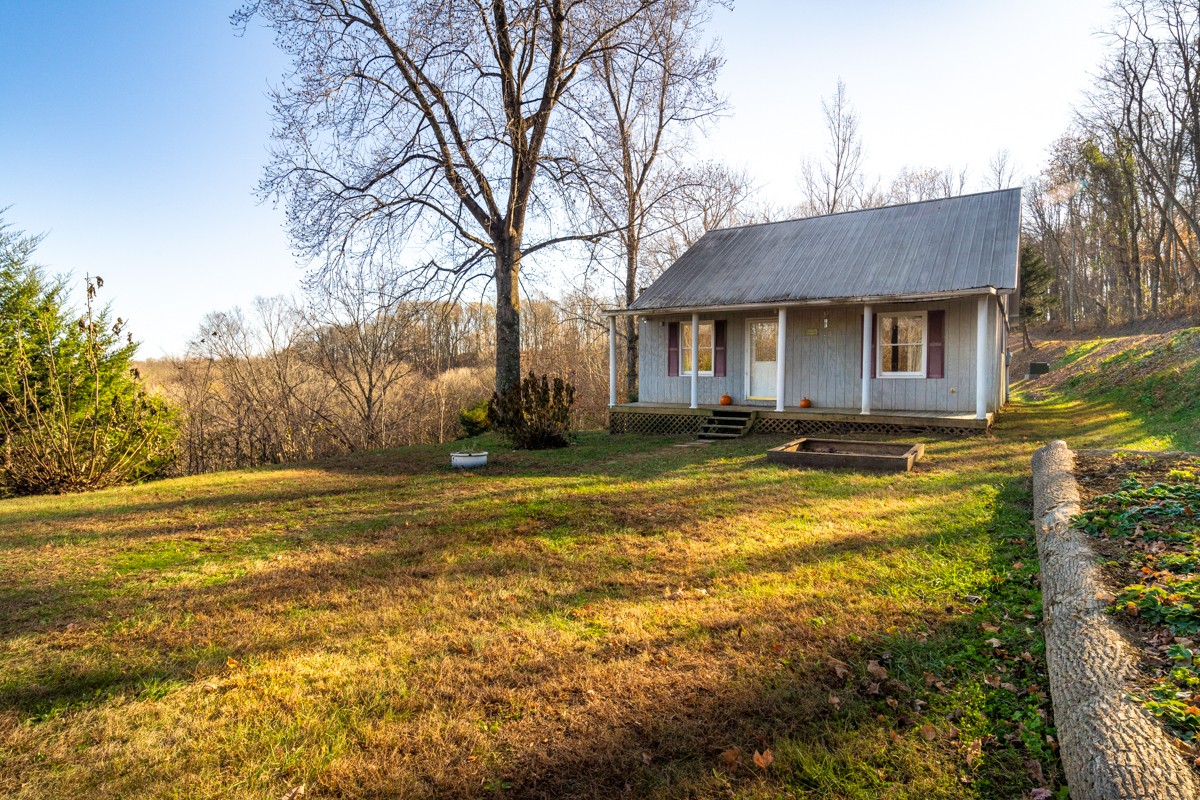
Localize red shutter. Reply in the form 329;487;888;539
871;315;878;379
713;320;727;377
667;321;680;377
927;310;945;379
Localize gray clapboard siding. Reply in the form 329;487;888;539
636;297;999;414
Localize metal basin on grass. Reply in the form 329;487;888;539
450;451;488;468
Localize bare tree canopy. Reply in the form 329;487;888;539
988;148;1018;190
646;160;760;272
884;165;969;205
236;0;672;393
1022;0;1200;328
575;0;727;398
798;79;867;215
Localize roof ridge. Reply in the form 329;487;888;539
712;187;1022;234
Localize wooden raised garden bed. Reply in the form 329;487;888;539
767;438;924;472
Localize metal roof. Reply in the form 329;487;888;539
628;188;1021;312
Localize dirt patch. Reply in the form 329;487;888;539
1072;449;1200;766
1076;451;1200;499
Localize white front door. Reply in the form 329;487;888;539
746;319;778;400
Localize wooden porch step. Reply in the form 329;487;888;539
698;409;755;440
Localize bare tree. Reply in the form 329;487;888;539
1015;0;1200;329
1104;0;1200;287
578;0;726;399
885;165;969;204
798;79;867;215
185;297;341;467
988;148;1018;189
237;0;670;395
645;160;760;272
300;269;416;450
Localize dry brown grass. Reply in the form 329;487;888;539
0;398;1143;799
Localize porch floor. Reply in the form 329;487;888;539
611;402;992;431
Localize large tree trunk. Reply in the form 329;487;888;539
495;243;522;395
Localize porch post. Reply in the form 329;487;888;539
689;312;699;409
608;314;617;407
976;295;989;420
860;304;873;415
775;307;787;412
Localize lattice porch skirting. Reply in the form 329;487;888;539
609;408;984;438
748;416;978;438
608;410;705;436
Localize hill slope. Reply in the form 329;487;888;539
1013;325;1200;451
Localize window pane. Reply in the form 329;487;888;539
898;344;923;372
880;316;899;345
881;344;923;374
681;324;692;372
881;343;897;373
698;321;713;372
883;311;926;350
752;322;776;362
897;315;924;344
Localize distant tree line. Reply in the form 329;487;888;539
1023;0;1200;329
149;278;617;475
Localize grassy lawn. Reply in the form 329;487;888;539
0;391;1170;799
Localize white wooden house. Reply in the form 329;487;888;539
604;189;1020;437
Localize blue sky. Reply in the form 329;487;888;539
1;0;1114;356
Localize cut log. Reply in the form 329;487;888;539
1033;440;1200;799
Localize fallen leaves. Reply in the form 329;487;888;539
963;738;983;768
828;658;851;681
866;660;889;680
752;748;774;770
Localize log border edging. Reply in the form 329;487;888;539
1032;440;1200;799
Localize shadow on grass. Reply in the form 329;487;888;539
1;469;1056;799
4;394;1152;797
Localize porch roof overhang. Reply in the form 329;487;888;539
601;286;1007;318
